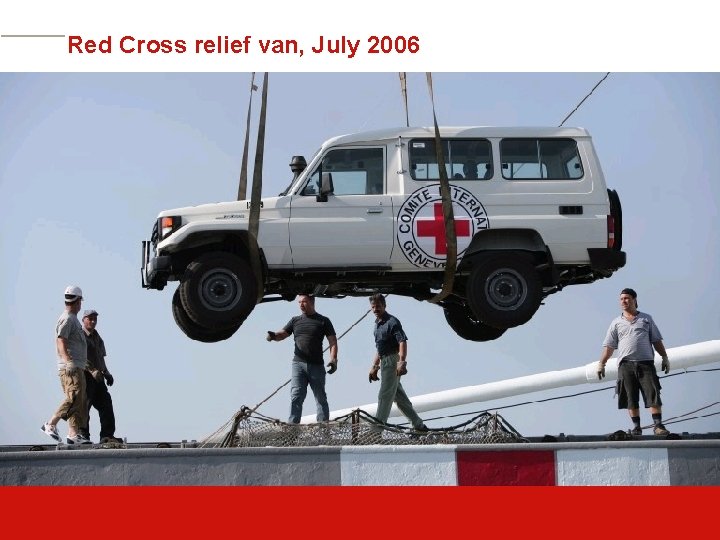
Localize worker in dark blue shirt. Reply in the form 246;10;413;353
368;293;427;433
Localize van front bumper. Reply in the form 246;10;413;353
141;240;172;290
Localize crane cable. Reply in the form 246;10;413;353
425;73;457;304
235;72;265;304
559;72;610;127
237;73;257;201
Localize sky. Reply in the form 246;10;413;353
1;71;718;446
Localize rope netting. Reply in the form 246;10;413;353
199;407;527;448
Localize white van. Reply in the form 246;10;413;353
142;126;625;342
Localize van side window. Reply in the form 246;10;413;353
409;139;493;181
302;147;385;196
500;138;584;180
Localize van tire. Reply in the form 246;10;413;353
443;304;507;341
466;254;542;329
179;252;257;329
172;289;240;342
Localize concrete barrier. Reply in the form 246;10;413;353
1;440;718;486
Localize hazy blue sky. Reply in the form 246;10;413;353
1;72;718;445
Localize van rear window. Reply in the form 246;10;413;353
409;139;493;181
500;138;583;180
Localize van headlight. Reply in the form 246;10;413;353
159;216;182;240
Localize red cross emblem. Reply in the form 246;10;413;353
416;202;471;255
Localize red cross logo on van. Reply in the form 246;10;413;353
416;203;471;255
396;184;490;268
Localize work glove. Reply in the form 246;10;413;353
396;360;408;376
597;362;606;380
105;372;114;386
92;370;104;383
326;360;337;374
661;356;670;374
266;331;276;342
368;365;380;382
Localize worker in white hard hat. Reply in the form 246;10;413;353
41;285;93;445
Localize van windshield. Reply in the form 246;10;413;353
302;147;385;196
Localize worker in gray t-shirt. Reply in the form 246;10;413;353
596;288;671;437
266;294;338;424
41;285;92;445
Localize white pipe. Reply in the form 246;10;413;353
301;340;720;423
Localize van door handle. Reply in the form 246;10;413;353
366;208;383;214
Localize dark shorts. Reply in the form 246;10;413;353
617;361;662;410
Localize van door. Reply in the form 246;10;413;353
288;146;394;267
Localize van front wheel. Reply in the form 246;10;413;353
179;252;257;329
466;255;542;329
172;289;240;342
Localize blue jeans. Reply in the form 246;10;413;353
289;361;329;423
374;353;424;429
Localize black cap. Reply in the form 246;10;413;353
620;288;637;299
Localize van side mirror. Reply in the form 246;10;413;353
317;172;334;202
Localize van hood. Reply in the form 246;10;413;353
157;196;284;219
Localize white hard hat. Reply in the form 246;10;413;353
64;285;83;303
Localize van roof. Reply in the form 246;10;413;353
322;126;591;148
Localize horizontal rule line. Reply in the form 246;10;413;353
1;34;66;38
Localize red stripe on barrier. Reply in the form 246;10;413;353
457;450;556;485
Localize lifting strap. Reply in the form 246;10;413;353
425;73;457;304
247;72;269;304
399;72;409;127
237;73;258;201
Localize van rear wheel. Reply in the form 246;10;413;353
466;254;542;329
443;304;506;342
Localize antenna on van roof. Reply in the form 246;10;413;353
399;72;409;127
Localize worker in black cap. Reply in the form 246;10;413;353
597;288;671;437
79;309;122;444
